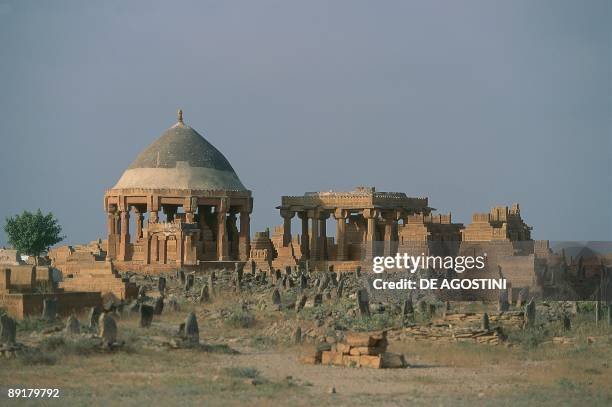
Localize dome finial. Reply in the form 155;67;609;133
177;109;184;125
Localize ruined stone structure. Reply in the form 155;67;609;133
0;267;101;320
49;246;137;301
276;186;430;264
461;204;531;242
248;230;278;273
104;110;252;273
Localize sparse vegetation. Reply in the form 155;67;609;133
224;308;256;329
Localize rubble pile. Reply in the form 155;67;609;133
300;330;406;369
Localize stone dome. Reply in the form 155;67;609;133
112;111;247;191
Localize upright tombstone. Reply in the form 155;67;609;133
158;277;167;296
250;259;256;274
42;298;58;321
313;293;323;307
179;270;186;285
140;304;154;328
336;277;345;299
99;313;117;346
594;301;603;326
516;288;526;308
235;262;244;285
293;326;302;344
154;297;164;315
428;303;437;318
296;294;308;313
88;306;102;329
184;274;195;292
281;275;288;289
319;273;330;291
208;275;215;298
563;314;571;331
65;315;81;335
0;314;17;344
482;313;490;331
272;288;281;305
185;312;199;344
525;299;536;328
401;298;414;318
199;284;210;303
274;269;282;284
357;288;370;317
498;290;510;312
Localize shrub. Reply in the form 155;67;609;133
17;348;57;366
224;309;256;329
223;367;260;379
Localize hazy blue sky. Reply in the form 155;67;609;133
0;0;610;246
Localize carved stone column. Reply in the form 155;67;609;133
176;233;184;267
298;212;309;259
308;209;319;261
363;208;380;259
280;209;294;247
334;209;349;261
106;206;118;260
319;211;330;260
217;198;230;261
144;235;151;264
119;209;130;261
150;235;158;263
239;210;251;261
159;236;167;264
134;207;144;240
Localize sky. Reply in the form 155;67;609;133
0;0;610;246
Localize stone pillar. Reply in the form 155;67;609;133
134;208;143;240
298;212;309;259
319;211;329;260
334;209;349;261
106;211;115;236
144;235;151;264
280;209;294;247
308;209;319;261
363;209;379;259
239;211;251;261
106;208;118;260
184;235;194;264
150;235;158;263
217;199;230;261
159;236;167;264
119;210;130;261
176;233;184;266
382;211;398;256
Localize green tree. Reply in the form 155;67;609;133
4;209;64;265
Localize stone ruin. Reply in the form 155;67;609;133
300;330;406;369
0;266;101;320
49;246;138;301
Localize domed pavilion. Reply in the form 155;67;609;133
104;110;252;271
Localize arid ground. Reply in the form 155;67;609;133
1;275;611;407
